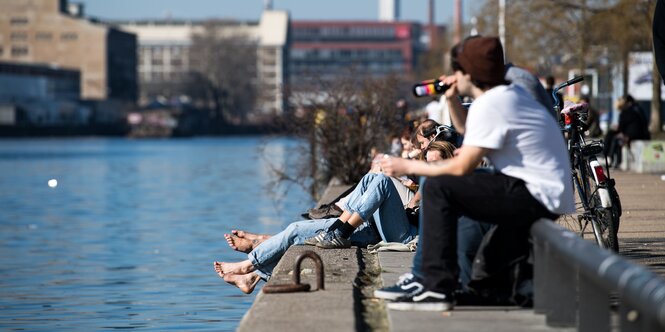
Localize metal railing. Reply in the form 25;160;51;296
531;219;665;331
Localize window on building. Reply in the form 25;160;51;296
10;32;28;41
61;33;78;41
11;46;28;57
10;17;28;26
291;49;306;59
36;32;53;41
152;71;164;81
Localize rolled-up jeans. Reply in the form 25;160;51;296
342;173;417;244
248;218;379;280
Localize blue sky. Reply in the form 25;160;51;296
77;0;480;24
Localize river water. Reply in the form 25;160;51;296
0;137;314;331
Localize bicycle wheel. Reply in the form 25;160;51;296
587;171;620;252
557;171;589;237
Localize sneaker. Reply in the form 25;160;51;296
374;273;423;300
305;204;343;220
387;288;455;312
315;230;352;249
303;231;327;246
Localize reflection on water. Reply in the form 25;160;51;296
0;137;313;331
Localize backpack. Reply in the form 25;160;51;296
467;224;534;307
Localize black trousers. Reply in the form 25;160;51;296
420;172;558;293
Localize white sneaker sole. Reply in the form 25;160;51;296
387;301;454;311
373;289;407;300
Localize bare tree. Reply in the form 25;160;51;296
474;0;661;133
188;21;258;129
416;33;452;79
267;72;410;199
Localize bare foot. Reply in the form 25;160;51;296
223;272;261;294
232;230;271;242
213;261;225;279
225;230;270;253
213;260;255;275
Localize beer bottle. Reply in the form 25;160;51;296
412;79;449;97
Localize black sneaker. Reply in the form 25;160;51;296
316;230;351;249
374;273;423;300
303;231;327;246
387;288;455;311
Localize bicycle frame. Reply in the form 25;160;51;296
553;77;615;247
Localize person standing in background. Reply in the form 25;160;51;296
654;0;665;81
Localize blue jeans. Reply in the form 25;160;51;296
249;218;379;280
343;173;417;244
249;173;417;280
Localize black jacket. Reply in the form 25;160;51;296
618;104;651;141
654;0;665;82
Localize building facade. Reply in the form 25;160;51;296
118;10;289;115
0;0;137;101
117;20;200;105
0;61;92;126
0;61;79;101
289;21;424;86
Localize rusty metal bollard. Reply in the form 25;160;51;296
263;250;325;294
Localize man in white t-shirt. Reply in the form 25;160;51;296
379;36;574;311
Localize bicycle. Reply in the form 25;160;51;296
553;76;622;252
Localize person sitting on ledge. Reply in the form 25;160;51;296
379;36;573;311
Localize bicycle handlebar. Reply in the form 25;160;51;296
554;76;584;95
553;76;584;110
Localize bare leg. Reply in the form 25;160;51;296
223;272;262;294
225;230;271;253
213;260;256;275
346;212;364;228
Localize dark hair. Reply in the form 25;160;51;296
623;94;635;104
546;76;555;86
417;119;440;138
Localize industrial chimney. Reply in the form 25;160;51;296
379;0;400;22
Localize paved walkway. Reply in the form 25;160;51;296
602;171;665;275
